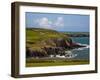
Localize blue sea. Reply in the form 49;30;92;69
70;37;89;60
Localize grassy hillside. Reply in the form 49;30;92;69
26;28;70;51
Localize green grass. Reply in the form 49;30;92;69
26;28;71;50
26;28;68;42
26;58;89;67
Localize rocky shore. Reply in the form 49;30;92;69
26;38;86;58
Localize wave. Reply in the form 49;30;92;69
49;43;89;59
73;43;89;51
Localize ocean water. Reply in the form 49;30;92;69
70;37;89;60
72;37;89;45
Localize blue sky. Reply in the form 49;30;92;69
26;12;90;32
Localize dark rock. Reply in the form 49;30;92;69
26;38;86;58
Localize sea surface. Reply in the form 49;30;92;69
70;37;89;60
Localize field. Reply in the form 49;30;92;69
26;58;89;67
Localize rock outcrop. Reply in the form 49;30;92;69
26;38;86;58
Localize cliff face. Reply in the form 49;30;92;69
26;28;85;58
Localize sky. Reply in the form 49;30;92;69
26;12;90;32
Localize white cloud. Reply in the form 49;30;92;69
54;17;64;27
35;17;64;29
35;17;52;28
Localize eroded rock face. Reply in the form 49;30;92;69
26;38;86;58
26;47;48;58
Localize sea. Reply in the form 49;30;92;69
70;37;89;60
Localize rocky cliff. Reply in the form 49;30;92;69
26;28;85;58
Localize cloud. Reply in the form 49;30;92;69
35;17;64;29
54;17;64;27
35;17;52;28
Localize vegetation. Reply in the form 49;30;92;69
26;58;89;67
26;28;70;48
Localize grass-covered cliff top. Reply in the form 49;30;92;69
26;28;70;51
26;28;69;42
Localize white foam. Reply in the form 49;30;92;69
73;43;89;51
